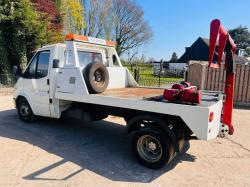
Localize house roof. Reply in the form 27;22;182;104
177;37;248;64
201;37;209;46
177;37;209;63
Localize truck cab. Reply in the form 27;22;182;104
14;35;137;121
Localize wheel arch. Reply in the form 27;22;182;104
126;113;193;153
15;94;35;113
127;114;180;152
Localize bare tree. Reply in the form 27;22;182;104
93;0;112;38
127;48;139;65
63;0;152;56
112;0;152;55
80;0;112;38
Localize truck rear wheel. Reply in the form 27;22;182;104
84;63;109;94
177;128;186;152
132;126;174;169
17;97;36;123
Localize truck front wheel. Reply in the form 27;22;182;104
132;126;174;169
17;97;36;123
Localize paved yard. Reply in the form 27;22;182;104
0;96;250;186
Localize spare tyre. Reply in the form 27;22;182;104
84;63;109;94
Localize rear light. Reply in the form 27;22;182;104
209;112;214;122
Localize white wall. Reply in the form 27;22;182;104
168;63;187;70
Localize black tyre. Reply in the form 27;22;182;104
17;97;36;123
84;63;109;94
132;126;174;169
176;128;186;152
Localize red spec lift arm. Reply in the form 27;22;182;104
209;19;236;135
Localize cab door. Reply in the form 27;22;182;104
22;50;51;117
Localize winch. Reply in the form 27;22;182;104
163;81;202;104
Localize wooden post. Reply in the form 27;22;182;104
134;67;140;82
187;61;207;90
159;59;163;87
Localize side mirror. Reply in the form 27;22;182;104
12;66;22;80
53;59;60;68
12;66;18;76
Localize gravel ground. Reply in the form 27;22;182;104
0;95;250;187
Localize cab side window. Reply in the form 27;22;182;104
24;54;37;78
112;55;119;66
23;50;50;79
37;51;50;78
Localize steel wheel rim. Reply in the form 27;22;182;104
137;135;162;162
19;102;30;117
93;69;105;86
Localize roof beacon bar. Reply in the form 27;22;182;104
65;34;116;47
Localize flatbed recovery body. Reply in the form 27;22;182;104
55;87;223;141
13;20;236;168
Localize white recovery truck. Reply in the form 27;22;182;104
13;20;236;169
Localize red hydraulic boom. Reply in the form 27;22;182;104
209;19;236;135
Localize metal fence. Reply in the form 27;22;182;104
0;64;185;90
0;74;16;87
124;63;184;87
0;74;15;95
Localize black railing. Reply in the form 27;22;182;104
0;74;16;87
0;65;185;89
123;63;184;87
